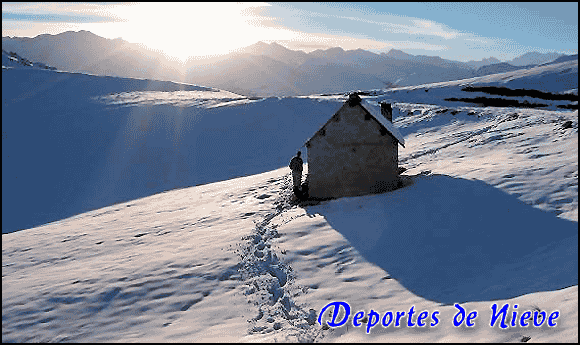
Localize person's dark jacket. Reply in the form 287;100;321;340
289;156;303;173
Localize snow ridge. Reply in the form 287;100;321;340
2;49;56;70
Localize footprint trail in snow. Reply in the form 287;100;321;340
235;174;323;342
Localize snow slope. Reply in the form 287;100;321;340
2;68;344;233
2;63;578;342
366;60;578;111
2;163;577;342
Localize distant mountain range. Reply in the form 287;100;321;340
465;57;501;70
2;31;575;97
2;30;183;82
508;51;564;66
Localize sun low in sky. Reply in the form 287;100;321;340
2;2;578;62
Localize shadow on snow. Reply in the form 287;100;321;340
305;174;578;304
2;69;340;233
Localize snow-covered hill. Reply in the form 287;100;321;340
2;62;578;342
362;60;578;111
2;49;56;70
2;67;359;234
507;51;564;67
541;54;579;66
474;62;536;77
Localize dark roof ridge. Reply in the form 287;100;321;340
304;97;405;147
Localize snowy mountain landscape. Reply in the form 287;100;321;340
2;42;578;343
2;31;573;97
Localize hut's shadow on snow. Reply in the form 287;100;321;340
305;174;578;304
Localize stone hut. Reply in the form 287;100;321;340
304;93;405;199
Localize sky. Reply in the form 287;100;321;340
1;2;578;62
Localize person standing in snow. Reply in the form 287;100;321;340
289;151;303;189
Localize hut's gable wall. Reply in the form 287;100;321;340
307;103;399;199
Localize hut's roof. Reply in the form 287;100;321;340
359;100;405;147
305;98;405;147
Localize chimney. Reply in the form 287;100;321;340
347;92;362;106
380;102;393;122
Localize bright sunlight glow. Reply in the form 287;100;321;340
79;3;298;61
